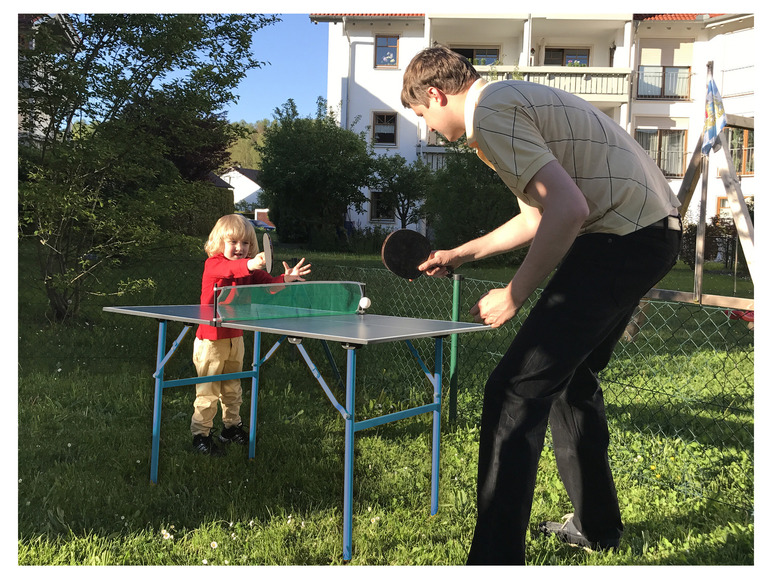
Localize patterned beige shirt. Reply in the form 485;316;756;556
464;79;680;235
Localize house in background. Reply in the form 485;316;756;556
219;166;264;206
217;166;275;230
309;13;754;231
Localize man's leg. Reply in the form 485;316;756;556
467;228;680;564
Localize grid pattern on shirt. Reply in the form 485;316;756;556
471;81;679;235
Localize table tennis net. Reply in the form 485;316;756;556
215;281;365;321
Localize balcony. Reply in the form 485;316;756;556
634;66;691;101
475;65;631;104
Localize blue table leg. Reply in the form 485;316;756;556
342;345;357;561
431;337;443;515
248;331;261;460
150;320;167;484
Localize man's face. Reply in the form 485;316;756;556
410;90;465;142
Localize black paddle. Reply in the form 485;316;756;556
381;229;452;280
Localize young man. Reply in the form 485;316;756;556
402;46;681;564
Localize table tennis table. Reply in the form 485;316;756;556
104;281;490;561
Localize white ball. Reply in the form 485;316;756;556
359;296;371;310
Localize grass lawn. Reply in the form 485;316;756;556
17;239;753;565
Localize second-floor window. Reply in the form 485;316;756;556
375;36;398;68
726;126;754;176
635;128;687;178
637;66;691;100
453;47;500;65
373;113;397;146
545;48;589;66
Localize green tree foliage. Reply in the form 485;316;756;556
259;98;373;248
372;154;432;229
18;13;277;321
227;120;273;169
424;143;521;261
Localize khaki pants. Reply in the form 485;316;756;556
191;337;244;436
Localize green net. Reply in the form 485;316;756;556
215;281;364;321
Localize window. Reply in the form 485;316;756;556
375;36;399;68
635;128;687;177
717;196;753;219
453;47;500;65
725;126;754;176
373;113;397;146
637;66;691;100
370;191;395;223
544;48;589;66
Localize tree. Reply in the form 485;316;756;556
258;98;374;247
424;142;521;260
227;119;273;169
371;154;432;228
18;14;278;321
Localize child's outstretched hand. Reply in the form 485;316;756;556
283;258;311;282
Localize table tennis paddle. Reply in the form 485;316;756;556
381;229;452;280
263;232;274;274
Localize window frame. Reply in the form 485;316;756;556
373;112;398;147
636;65;691;100
452;46;501;66
725;125;754;176
369;190;395;223
544;47;590;66
374;35;399;69
634;127;688;178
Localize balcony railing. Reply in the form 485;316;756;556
635;66;691;100
475;65;631;101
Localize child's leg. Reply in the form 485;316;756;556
191;338;231;436
219;336;245;428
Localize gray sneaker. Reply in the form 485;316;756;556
538;513;619;552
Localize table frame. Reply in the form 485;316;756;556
149;318;446;561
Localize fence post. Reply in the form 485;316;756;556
448;273;464;423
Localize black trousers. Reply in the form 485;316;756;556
467;225;681;565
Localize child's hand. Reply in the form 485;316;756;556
283;257;311;282
247;252;266;271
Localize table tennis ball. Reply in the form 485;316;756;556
359;297;371;310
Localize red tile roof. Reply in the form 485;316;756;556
311;13;727;22
310;13;424;17
634;14;724;21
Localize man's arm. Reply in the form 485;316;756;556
418;198;541;277
471;160;589;327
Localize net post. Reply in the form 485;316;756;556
448;273;464;424
212;283;220;326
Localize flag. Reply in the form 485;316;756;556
702;71;727;154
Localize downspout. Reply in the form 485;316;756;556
343;16;352;130
627;18;638;132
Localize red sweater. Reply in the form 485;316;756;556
196;254;285;340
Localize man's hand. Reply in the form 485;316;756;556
470;287;519;328
418;249;458;278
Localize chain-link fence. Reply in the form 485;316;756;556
310;264;754;512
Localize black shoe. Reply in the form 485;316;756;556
192;433;225;456
218;423;249;445
538;513;619;552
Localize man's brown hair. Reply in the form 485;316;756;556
401;45;481;108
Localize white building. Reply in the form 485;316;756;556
309;13;754;231
219;166;264;206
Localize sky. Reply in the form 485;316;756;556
222;13;329;124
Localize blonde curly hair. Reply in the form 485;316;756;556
204;214;259;258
